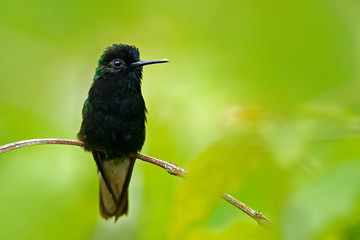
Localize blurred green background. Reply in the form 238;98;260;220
1;0;360;239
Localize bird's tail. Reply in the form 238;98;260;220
92;151;135;221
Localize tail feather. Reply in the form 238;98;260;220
92;151;135;221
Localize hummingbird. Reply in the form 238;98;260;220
78;44;168;221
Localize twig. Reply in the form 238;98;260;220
133;153;188;178
222;193;272;227
0;138;271;227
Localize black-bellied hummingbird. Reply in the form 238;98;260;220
78;44;169;221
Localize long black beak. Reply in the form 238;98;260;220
131;58;169;68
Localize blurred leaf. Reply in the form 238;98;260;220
169;131;286;239
281;160;360;240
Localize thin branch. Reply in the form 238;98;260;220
133;153;188;178
0;138;271;227
0;138;84;154
222;193;272;227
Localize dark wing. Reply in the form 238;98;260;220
82;98;92;119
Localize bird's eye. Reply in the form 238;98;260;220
112;59;123;69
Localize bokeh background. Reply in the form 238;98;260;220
1;0;360;239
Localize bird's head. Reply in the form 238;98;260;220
94;44;168;80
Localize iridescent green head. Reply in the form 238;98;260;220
94;44;168;80
94;44;140;80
